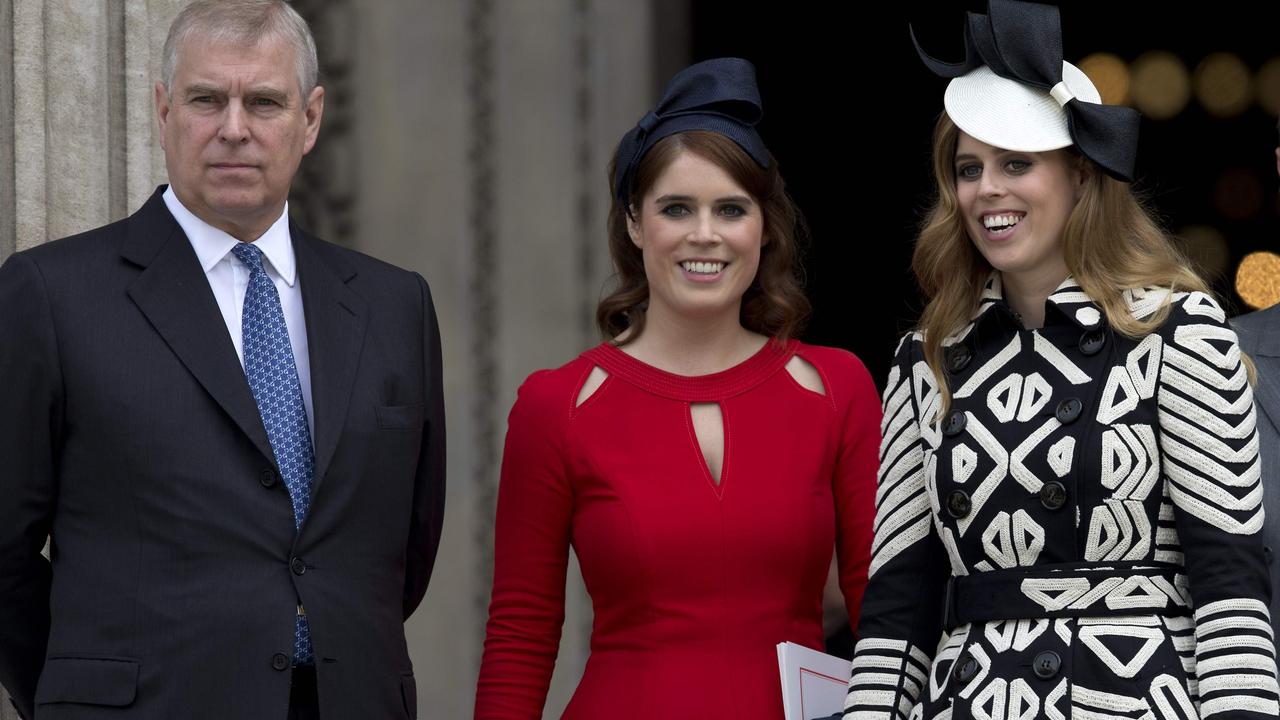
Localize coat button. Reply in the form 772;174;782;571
290;557;307;576
943;410;967;437
946;490;972;519
1055;398;1083;424
1033;650;1061;679
953;653;978;683
947;345;973;373
1078;330;1107;356
1039;481;1067;511
259;469;279;488
271;653;290;671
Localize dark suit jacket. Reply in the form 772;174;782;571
0;187;445;719
1233;306;1280;657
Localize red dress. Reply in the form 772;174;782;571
475;339;879;719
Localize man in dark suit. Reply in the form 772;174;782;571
1232;124;1280;659
0;2;444;718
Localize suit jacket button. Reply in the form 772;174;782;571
1039;481;1067;511
290;557;307;576
943;410;967;437
1078;330;1107;356
1055;398;1083;424
259;469;279;488
271;653;290;671
946;490;972;519
1033;650;1061;679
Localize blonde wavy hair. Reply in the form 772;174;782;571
915;114;1215;418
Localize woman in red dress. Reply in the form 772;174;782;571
474;58;879;719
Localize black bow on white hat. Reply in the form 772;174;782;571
912;0;1141;182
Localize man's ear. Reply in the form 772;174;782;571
301;85;325;156
155;82;171;150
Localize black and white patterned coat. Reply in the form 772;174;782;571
845;275;1279;720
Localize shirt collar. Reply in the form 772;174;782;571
162;186;297;286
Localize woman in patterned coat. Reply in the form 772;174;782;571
843;2;1280;719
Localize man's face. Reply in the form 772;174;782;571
155;34;323;241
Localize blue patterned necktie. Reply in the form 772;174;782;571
231;242;315;665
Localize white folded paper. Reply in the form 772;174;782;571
777;641;851;720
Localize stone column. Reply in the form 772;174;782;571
351;1;653;716
0;0;179;264
1;4;183;715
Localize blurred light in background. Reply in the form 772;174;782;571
1237;251;1280;310
1257;57;1280;116
1178;224;1231;280
1213;168;1266;220
1130;51;1191;119
1078;52;1131;105
1194;52;1253;118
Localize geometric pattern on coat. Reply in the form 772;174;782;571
846;275;1280;720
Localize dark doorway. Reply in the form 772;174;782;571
689;1;1280;391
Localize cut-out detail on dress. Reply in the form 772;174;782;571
575;366;609;407
786;355;826;395
691;402;724;484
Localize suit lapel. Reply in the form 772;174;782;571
293;227;367;495
1239;310;1280;575
1243;309;1280;438
1252;356;1280;441
123;190;277;466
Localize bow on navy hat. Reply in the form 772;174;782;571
912;0;1141;182
612;58;769;207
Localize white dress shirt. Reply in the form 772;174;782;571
162;187;315;439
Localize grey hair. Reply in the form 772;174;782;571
162;0;318;98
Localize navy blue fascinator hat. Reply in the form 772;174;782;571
912;0;1141;182
612;57;769;207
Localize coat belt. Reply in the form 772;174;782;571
942;561;1192;630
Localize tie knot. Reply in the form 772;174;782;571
231;242;266;273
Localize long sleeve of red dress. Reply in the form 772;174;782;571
475;340;880;719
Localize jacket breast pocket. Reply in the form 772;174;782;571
35;656;139;707
376;404;424;430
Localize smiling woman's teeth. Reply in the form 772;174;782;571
983;214;1023;230
681;261;724;274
